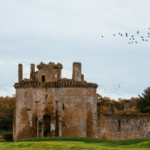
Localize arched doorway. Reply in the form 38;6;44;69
43;115;51;137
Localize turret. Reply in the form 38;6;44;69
18;64;23;83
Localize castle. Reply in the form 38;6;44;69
13;62;150;142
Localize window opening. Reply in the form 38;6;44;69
118;120;121;130
63;104;65;110
42;75;45;82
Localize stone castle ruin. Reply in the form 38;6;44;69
13;62;150;142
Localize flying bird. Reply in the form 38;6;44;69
102;36;103;38
113;34;115;36
137;31;139;34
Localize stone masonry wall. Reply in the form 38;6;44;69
14;87;97;141
97;114;150;140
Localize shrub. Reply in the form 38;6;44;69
2;133;13;142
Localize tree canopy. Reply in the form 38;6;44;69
137;87;150;113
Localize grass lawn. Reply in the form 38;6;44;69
0;137;150;150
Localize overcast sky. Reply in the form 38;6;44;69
0;0;150;100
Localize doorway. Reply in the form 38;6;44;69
43;115;51;137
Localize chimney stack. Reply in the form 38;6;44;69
72;62;81;81
30;64;35;80
18;64;23;83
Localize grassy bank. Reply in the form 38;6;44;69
0;137;150;150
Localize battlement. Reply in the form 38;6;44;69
14;80;98;89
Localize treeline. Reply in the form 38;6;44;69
97;87;150;114
0;95;16;130
97;94;141;114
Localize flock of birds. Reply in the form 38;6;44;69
104;83;123;94
101;28;150;44
101;28;150;94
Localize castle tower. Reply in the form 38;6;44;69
13;61;98;142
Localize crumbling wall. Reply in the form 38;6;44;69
35;62;62;82
97;114;150;140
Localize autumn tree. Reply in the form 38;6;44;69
0;95;16;130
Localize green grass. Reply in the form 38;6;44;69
1;137;150;150
0;130;12;135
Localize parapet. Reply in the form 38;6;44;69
14;80;98;89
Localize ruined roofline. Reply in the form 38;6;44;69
14;80;98;89
37;62;63;70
